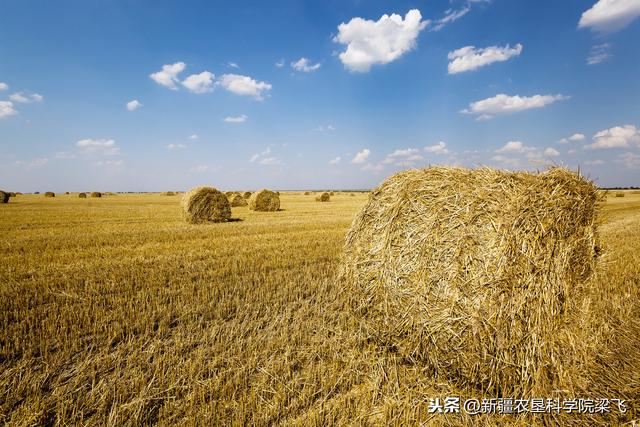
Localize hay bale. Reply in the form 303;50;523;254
9;192;16;197
248;189;280;212
162;191;175;196
316;192;330;202
91;192;102;198
78;193;87;198
181;187;231;223
0;191;9;203
340;166;601;395
44;192;55;198
304;191;311;195
329;191;335;196
65;191;70;194
243;191;252;199
615;191;625;197
350;193;356;197
224;191;234;197
229;193;248;207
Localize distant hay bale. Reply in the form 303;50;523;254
304;191;311;195
162;191;175;196
243;191;252;199
91;192;102;198
615;191;625;197
248;189;280;212
316;192;330;202
329;191;335;196
340;166;601;395
181;187;231;223
34;192;40;194
65;191;70;194
230;193;248;207
350;193;356;197
0;191;9;203
44;192;55;198
78;192;87;198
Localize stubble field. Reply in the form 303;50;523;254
1;191;639;425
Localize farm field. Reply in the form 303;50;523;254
1;190;640;425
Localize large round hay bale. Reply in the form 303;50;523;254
316;192;330;202
229;193;248;207
91;192;102;198
248;189;280;212
243;191;252;199
0;191;9;203
181;187;231;223
162;191;175;196
44;192;55;197
304;191;311;195
78;192;87;198
340;166;601;395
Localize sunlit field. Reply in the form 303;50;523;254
1;191;639;425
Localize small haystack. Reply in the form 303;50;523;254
304;191;311;195
44;192;55;198
230;193;248;207
91;192;102;198
340;166;601;395
181;187;231;223
316;192;330;202
0;191;9;203
243;191;252;199
329;191;335;196
162;191;176;196
248;189;280;212
78;193;87;198
615;191;625;197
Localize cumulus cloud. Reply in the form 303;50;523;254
424;141;450;154
461;93;568;120
167;143;186;150
587;43;612;65
351;148;371;164
495;140;528;153
618;152;640;168
182;71;215;94
329;156;341;165
126;100;142;111
76;138;120;156
150;62;186;90
217;74;272;100
224;114;247;123
491;155;520;167
259;157;282;166
381;148;423;166
9;92;43;103
0;101;18;119
586;124;640;149
558;133;586;144
333;9;428;73
0;82;8;91
579;0;640;33
291;58;321;72
543;147;560;157
189;134;199;140
447;44;522;74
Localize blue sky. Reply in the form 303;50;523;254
1;0;639;191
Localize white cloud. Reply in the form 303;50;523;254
618;152;640;168
461;93;568;120
182;71;215;94
76;138;120;156
227;62;239;69
150;62;186;90
291;58;321;72
447;44;522;74
587;43;612;65
217;74;272;100
424;141;450;154
54;151;76;160
351;148;371;164
579;0;640;33
430;7;470;32
167;143;187;150
275;59;285;68
496;140;527;153
586;124;640;149
95;159;124;168
543;147;560;157
382;148;423;165
558;133;586;144
313;124;336;132
333;9;428;73
0;101;17;119
329;156;342;165
491;155;520;167
0;82;7;91
9;92;43;103
250;147;272;163
259;157;282;166
584;159;604;165
126;100;143;111
189;134;199;140
224;114;248;123
191;164;214;173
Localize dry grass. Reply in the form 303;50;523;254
0;189;638;425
